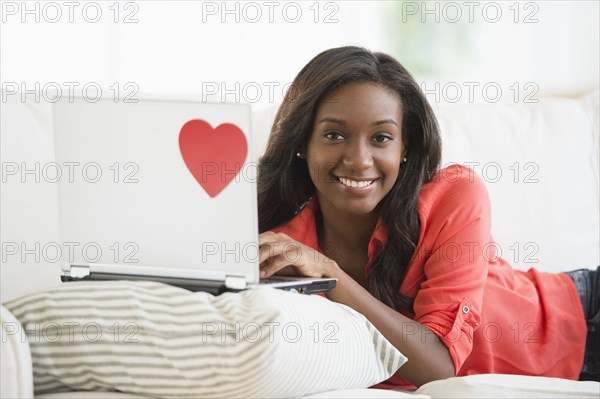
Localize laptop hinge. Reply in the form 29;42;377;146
224;275;247;290
69;264;91;278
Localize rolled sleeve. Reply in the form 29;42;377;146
418;297;480;373
412;167;490;373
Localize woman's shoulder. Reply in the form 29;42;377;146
269;197;320;249
419;163;491;219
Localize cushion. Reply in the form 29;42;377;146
37;392;148;399
35;388;426;399
3;280;406;398
300;388;429;398
1;305;34;399
415;374;600;398
431;93;600;273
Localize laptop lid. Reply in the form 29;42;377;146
52;97;260;285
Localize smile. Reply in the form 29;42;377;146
334;176;378;189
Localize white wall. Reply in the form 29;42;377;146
2;1;598;104
1;2;387;103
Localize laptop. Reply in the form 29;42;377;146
53;97;336;295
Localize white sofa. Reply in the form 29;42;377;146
1;91;599;398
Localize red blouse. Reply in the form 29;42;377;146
273;164;586;386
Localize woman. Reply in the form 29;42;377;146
256;46;597;387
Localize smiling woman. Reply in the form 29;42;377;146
306;82;404;218
255;46;595;387
257;46;442;313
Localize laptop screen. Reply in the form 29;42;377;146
52;97;259;283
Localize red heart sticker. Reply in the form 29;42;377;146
179;119;248;198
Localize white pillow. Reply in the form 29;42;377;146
3;280;406;398
415;374;600;398
1;305;34;398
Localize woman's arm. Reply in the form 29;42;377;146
259;231;457;386
326;264;455;387
261;167;492;385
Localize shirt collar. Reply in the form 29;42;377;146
283;196;389;276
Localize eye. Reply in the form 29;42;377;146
372;134;393;143
323;131;345;140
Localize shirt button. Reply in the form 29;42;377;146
462;305;470;314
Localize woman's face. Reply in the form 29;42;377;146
305;81;405;216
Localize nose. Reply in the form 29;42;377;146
343;139;373;171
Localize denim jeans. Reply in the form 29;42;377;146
565;266;600;381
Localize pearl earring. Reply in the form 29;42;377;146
296;152;302;158
403;157;407;163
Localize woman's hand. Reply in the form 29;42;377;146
258;231;339;278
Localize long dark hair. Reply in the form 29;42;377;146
257;46;442;312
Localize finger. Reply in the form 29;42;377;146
258;231;278;245
260;254;289;278
258;231;291;245
259;241;281;264
258;236;293;264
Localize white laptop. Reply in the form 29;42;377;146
53;97;336;295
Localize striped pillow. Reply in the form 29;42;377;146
4;280;406;398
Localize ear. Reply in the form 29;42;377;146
296;146;307;159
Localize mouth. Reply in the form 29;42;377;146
333;175;378;189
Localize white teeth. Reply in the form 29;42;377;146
338;177;374;188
